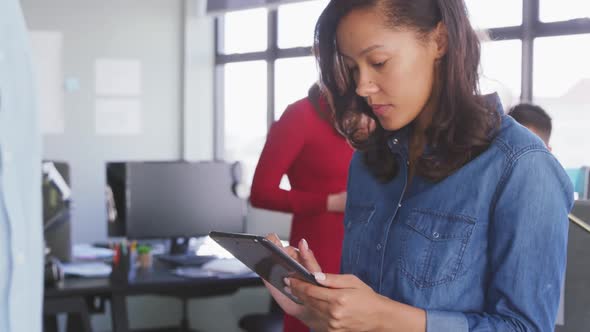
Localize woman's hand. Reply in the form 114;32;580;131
265;233;426;332
327;191;347;212
284;238;426;332
287;272;389;332
262;234;322;322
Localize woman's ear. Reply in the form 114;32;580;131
434;22;448;59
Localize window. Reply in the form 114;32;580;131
534;34;590;168
222;8;268;54
223;61;268;184
480;40;522;108
274;56;318;119
216;1;590;185
278;0;329;49
540;0;590;23
216;1;330;187
465;0;522;29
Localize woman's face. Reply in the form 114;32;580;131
336;6;444;131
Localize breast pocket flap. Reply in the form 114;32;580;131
405;209;475;241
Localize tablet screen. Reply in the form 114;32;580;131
210;231;319;303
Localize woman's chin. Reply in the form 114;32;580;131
379;119;406;132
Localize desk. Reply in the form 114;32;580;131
44;261;263;332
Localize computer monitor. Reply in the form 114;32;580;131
106;161;246;252
43;161;72;262
566;166;590;200
106;162;127;237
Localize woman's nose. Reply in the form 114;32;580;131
355;75;378;97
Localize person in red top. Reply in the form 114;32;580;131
250;83;354;332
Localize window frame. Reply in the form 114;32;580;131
213;0;590;159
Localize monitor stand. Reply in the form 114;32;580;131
169;237;190;255
168;237;198;332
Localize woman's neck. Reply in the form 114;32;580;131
408;75;441;180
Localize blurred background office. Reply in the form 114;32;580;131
16;0;590;331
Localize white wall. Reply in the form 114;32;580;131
21;0;273;331
23;0;185;244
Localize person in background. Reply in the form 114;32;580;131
262;0;573;331
250;83;354;332
0;0;44;331
508;103;552;149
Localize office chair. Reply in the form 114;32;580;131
238;298;283;332
43;297;93;332
556;201;590;331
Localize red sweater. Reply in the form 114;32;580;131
250;97;353;273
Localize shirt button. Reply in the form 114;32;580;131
376;244;382;251
392;138;399;145
432;232;440;239
398;203;402;208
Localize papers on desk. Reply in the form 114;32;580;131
195;236;289;258
73;244;114;260
201;258;252;275
173;267;217;279
62;262;112;277
173;259;253;279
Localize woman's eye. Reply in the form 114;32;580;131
372;61;386;68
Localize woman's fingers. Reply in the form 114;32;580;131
298;238;323;273
262;279;304;317
265;233;283;247
266;233;301;261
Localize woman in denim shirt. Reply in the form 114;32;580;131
263;0;574;331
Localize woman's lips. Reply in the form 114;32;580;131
371;104;392;117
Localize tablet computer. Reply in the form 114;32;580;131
209;231;321;304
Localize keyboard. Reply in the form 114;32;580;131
157;254;216;267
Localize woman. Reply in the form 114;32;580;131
250;83;354;332
264;0;574;331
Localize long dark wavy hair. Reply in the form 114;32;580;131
314;0;500;182
307;83;331;123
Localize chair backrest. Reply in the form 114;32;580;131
556;200;590;331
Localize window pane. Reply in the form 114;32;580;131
479;40;521;109
540;0;590;22
278;0;329;49
275;56;318;120
222;8;267;54
534;34;590;168
224;61;267;185
465;0;522;29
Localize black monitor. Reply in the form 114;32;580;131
106;161;246;253
43;161;72;262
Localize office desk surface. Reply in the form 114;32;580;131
44;263;263;332
45;277;112;298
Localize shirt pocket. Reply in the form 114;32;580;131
341;204;375;273
398;208;475;288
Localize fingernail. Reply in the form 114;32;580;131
314;272;326;281
301;238;309;252
283;286;292;295
283;277;291;286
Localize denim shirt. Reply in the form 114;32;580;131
0;0;43;331
342;95;573;331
